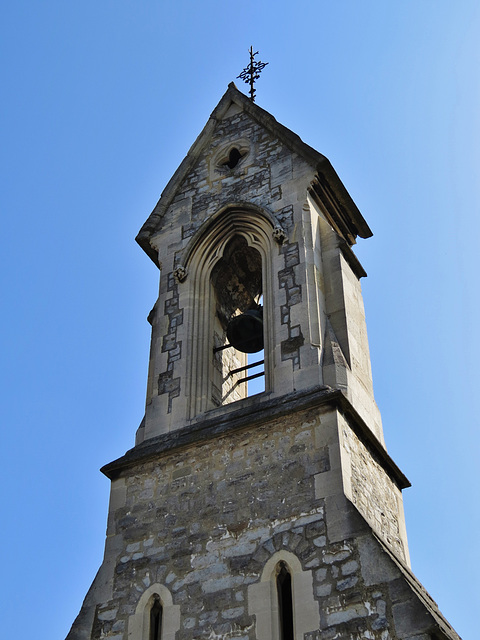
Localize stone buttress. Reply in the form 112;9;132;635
66;84;461;640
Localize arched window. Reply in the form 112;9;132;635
149;596;163;640
247;551;319;640
128;583;180;640
276;562;294;640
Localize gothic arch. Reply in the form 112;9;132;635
127;583;180;640
248;550;319;640
180;202;277;268
182;205;276;418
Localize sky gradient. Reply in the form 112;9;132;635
1;2;479;638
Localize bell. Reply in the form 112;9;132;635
226;307;264;353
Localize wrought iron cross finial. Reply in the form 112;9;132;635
237;47;268;102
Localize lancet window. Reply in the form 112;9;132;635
276;561;294;640
149;596;163;640
127;583;180;640
247;550;319;640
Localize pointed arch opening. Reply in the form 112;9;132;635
149;596;163;640
183;206;275;419
210;234;265;405
276;561;294;640
128;583;180;640
248;550;319;640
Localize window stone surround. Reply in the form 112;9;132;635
248;550;319;640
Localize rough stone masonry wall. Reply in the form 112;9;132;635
84;407;437;640
178;111;300;230
339;417;408;564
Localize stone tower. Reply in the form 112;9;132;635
67;84;461;640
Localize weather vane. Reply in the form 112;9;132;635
237;47;269;102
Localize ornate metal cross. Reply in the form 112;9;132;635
237;47;269;102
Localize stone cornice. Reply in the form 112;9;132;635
101;386;410;490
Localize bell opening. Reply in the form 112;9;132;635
211;236;265;406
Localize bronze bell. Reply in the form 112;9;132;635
226;307;264;353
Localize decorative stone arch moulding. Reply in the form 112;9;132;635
127;583;180;640
179;202;278;268
248;550;319;640
181;203;276;419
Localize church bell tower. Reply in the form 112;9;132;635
67;83;461;640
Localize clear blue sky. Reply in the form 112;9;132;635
1;2;479;638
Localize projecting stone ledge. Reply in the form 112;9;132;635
101;385;409;490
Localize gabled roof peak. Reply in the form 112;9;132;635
136;84;372;265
